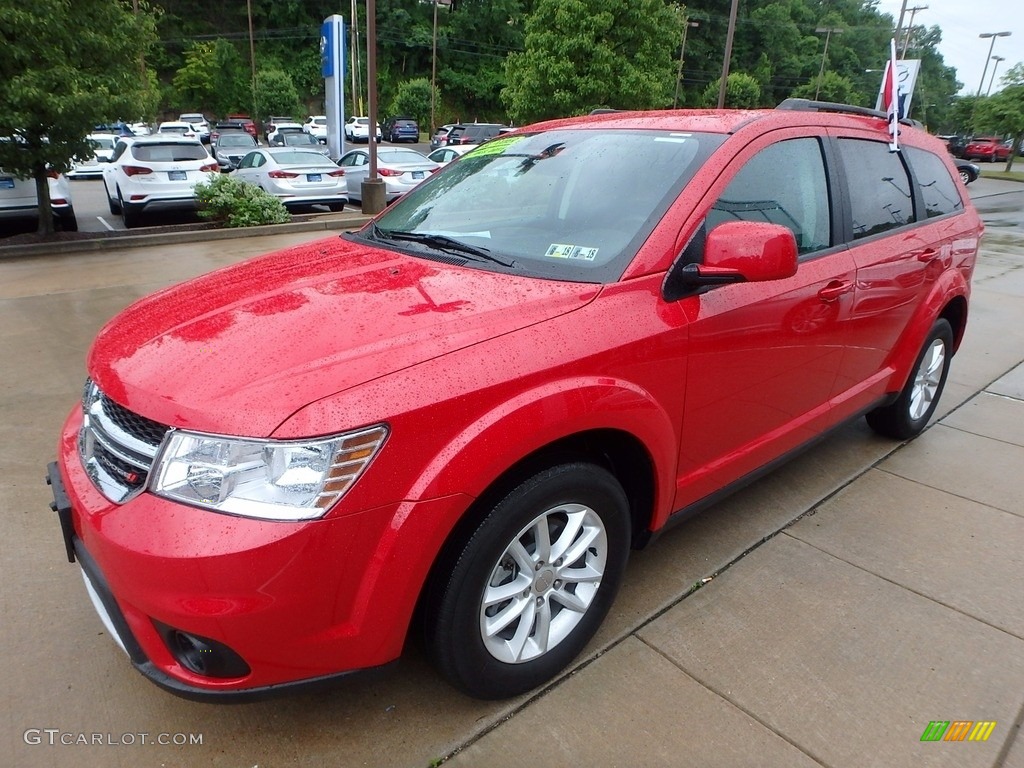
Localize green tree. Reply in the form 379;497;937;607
702;73;762;108
254;67;300;122
502;0;682;124
172;39;248;118
390;78;439;133
0;0;157;234
790;71;858;104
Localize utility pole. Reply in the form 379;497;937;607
247;0;257;125
673;20;699;109
900;5;927;59
814;27;844;100
717;0;739;108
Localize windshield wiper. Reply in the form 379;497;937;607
369;223;516;268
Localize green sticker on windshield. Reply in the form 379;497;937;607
465;135;524;157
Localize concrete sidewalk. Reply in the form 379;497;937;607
1;188;1021;768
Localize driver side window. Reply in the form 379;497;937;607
707;138;831;257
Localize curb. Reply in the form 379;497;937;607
0;212;375;260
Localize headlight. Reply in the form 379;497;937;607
151;425;388;521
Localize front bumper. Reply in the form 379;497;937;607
47;411;471;700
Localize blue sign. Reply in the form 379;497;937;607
321;21;334;78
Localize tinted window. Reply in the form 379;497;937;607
838;139;915;239
904;146;964;218
131;143;208;162
707;138;831;256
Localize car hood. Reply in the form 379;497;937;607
88;235;599;436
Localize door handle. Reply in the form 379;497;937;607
817;280;854;302
917;248;939;263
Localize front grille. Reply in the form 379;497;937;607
79;379;170;503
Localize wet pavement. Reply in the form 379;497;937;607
1;181;1022;767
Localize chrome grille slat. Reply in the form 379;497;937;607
79;380;169;504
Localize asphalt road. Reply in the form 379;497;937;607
67;139;434;233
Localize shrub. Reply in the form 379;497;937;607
194;174;291;228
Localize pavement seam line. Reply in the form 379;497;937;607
781;529;1024;643
873;465;1024;520
993;695;1024;767
633;634;833;768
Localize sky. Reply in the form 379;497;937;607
875;0;1024;95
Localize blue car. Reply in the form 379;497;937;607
384;117;420;143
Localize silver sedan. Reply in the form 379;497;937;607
232;148;348;211
338;147;440;203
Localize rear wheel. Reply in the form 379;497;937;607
120;193;142;229
328;202;345;212
866;318;953;440
425;463;630;699
959;169;972;185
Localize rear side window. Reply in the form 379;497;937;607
707;137;832;256
904;146;964;218
837;139;915;239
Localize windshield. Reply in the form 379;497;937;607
365;128;723;283
220;135;256;147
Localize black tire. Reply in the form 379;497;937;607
425;463;630;699
328;202;345;212
959;169;972;185
56;207;78;232
120;194;142;229
866;318;953;440
107;183;121;215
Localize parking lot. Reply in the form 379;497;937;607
1;180;1022;768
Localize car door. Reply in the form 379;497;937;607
338;151;369;197
674;131;857;509
828;133;966;415
233;151;264;185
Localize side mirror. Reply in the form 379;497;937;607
666;221;798;299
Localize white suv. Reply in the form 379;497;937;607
0;167;77;231
178;113;211;143
343;116;382;143
303;115;328;143
101;136;218;228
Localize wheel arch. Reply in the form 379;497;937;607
413;426;658;645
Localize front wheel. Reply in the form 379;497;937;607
425;463;630;699
959;169;973;185
866;318;953;440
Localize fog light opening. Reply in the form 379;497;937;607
155;622;251;679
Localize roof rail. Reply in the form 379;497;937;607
776;98;923;128
588;108;621;115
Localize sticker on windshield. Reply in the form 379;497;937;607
465;135;525;157
545;243;599;261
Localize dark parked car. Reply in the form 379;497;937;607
938;135;967;158
955;158;980;185
213;132;258;171
446;122;508;146
382;117;420;143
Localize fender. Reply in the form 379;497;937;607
880;263;970;394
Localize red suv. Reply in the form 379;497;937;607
963;136;1010;162
48;100;982;701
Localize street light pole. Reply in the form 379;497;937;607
673;20;699;109
978;32;1011;96
431;0;439;135
987;55;1006;96
814;27;843;101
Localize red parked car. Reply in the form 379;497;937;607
962;136;1010;162
48;100;982;701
